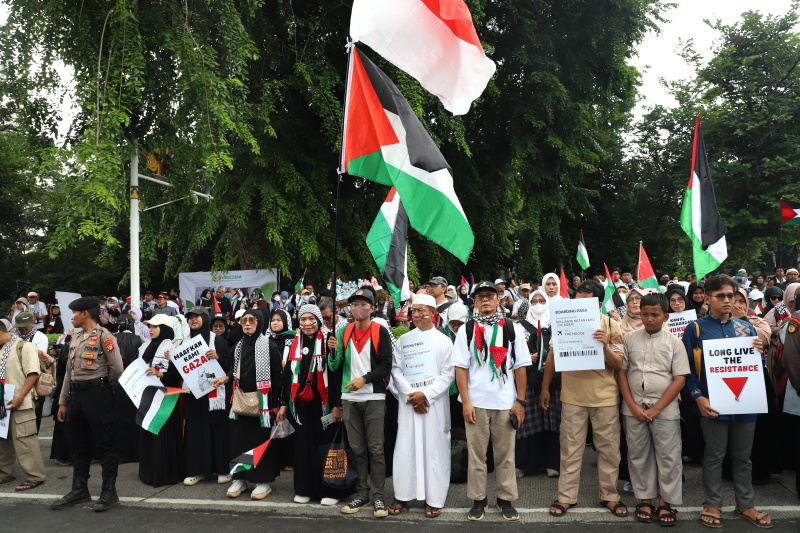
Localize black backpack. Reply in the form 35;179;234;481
465;318;517;368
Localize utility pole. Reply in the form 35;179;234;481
130;142;140;309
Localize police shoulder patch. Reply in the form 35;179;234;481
103;337;115;352
789;317;800;334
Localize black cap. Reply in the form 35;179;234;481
69;296;101;311
348;288;375;305
98;295;107;300
473;280;498;295
211;313;226;323
185;306;208;317
145;290;153;295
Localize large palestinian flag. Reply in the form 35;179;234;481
230;439;272;475
367;188;412;305
341;46;474;263
136;385;179;435
680;117;727;280
350;0;496;115
781;198;800;227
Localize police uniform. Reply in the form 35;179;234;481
51;297;123;512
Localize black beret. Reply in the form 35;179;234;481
69;296;101;311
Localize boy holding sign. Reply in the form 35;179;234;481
618;294;689;525
681;275;772;529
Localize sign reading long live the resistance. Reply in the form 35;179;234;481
703;336;768;415
550;297;605;372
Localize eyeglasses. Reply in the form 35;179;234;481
711;293;736;301
299;317;318;324
474;294;496;302
770;295;783;301
350;301;372;308
627;297;642;304
669;298;684;304
240;317;258;324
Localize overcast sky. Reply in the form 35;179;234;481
0;0;796;135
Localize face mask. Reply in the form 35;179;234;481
281;298;287;304
273;295;280;301
351;307;370;321
301;296;310;303
531;303;547;315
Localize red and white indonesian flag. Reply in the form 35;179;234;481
350;0;496;115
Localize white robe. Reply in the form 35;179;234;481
390;327;455;508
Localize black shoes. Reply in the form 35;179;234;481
468;497;488;521
92;477;119;512
50;476;91;510
497;498;519;521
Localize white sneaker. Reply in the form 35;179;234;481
217;474;232;484
320;498;339;506
251;483;272;500
623;481;634;493
294;494;311;503
183;475;206;486
227;479;247;498
546;469;560;478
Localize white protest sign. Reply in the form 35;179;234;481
703;337;768;415
667;310;697;340
120;358;164;408
55;291;82;334
397;329;439;390
171;336;225;399
0;384;15;439
551;297;605;372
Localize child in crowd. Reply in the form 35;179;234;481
618;293;690;526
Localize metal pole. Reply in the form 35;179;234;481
331;169;342;293
130;143;140;309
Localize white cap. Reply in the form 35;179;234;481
235;309;246;320
447;302;469;323
143;314;174;327
412;293;436;309
749;289;764;301
494;278;505;285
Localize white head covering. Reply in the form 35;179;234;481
413;293;436;309
540;273;564;302
447;302;469;324
525;289;551;328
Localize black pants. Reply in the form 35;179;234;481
66;385;118;479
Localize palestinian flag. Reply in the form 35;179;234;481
136;386;179;435
637;243;659;290
680;117;727;280
576;230;590;270
781;198;800;227
341;46;474;263
232;289;244;303
366;187;412;305
350;0;496;115
559;268;569;299
602;264;616;315
229;439;272;475
294;269;306;292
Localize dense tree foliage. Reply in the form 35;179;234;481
5;1;798;303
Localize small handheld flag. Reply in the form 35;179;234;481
230;439;272;475
637;242;659;290
602;264;616;315
294;269;307;292
559;268;569;299
576;230;590;270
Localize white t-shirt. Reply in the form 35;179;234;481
452;320;531;410
29;301;47;330
31;330;49;354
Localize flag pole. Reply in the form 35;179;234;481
333;40;355;294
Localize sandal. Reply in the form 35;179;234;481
15;480;44;492
425;505;441;518
549;500;575;517
656;505;677;527
700;504;722;528
387;499;407;515
734;507;773;529
635;502;656;523
0;476;16;485
600;500;629;518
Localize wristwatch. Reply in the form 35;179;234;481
515;398;527;406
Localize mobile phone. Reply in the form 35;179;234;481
509;413;519;430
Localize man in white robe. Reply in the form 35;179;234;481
389;294;455;516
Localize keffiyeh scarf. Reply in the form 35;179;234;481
232;334;273;428
472;309;512;384
287;304;330;424
0;334;20;421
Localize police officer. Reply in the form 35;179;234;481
50;297;123;512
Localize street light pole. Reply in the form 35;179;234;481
130;142;140;309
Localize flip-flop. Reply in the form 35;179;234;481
635;502;656;523
549;501;575;517
425;505;441;518
600;500;629;518
734;507;773;529
656;505;678;527
388;500;407;515
15;480;44;492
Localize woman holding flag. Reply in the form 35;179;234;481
516;290;560;478
276;305;347;506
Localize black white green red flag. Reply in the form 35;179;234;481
366;188;412;305
349;0;496;115
637;242;659;290
341;46;474;263
136;386;179;435
781;199;800;227
680;117;727;280
576;230;590;270
229;439;272;475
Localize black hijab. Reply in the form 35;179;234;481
188;312;211;344
665;286;690;314
141;324;175;365
241;309;263;346
687;282;705;313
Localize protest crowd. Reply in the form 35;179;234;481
1;265;798;529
